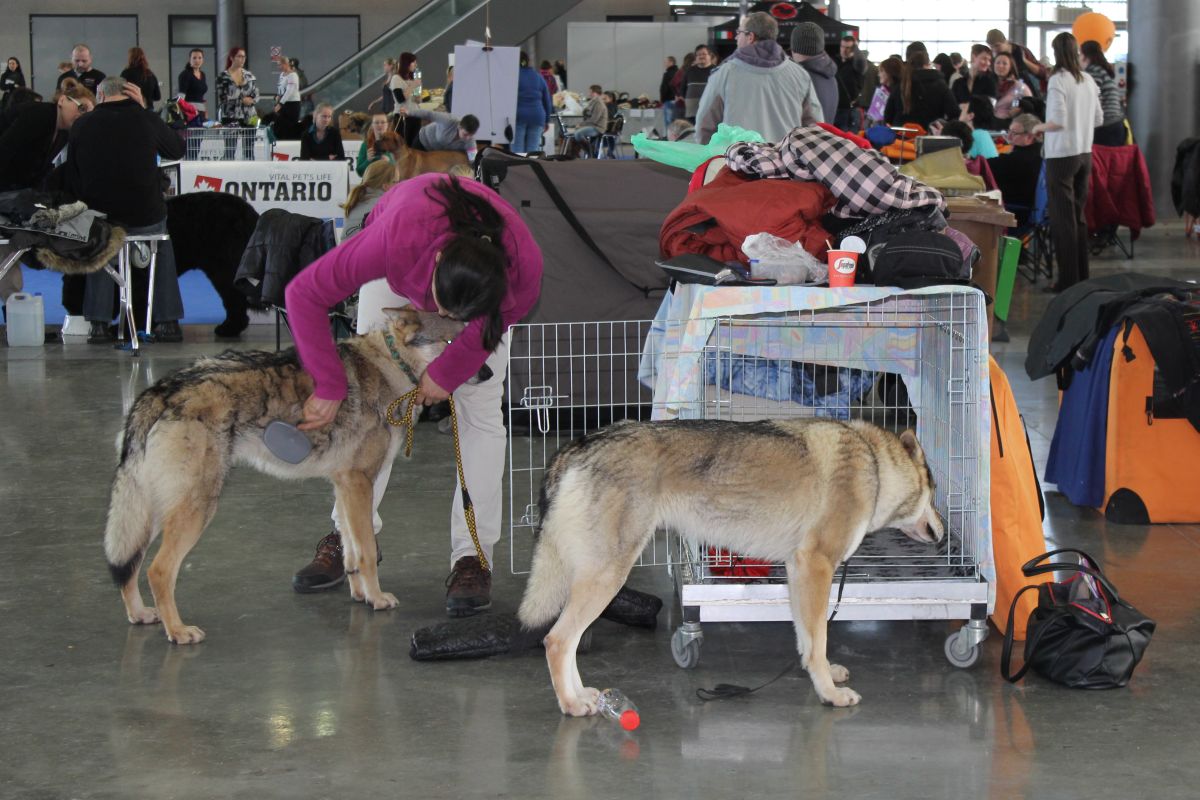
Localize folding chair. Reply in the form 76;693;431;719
597;115;625;159
1008;161;1053;284
552;113;573;157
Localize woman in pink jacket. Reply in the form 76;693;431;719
285;173;543;615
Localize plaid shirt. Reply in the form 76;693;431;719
726;126;946;219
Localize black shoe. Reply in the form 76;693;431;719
292;531;383;594
87;321;115;344
213;315;250;339
445;556;492;617
150;321;183;342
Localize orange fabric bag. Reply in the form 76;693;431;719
989;357;1050;638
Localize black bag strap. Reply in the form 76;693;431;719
1000;583;1051;682
499;154;652;297
1020;549;1123;603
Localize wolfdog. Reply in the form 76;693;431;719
104;308;466;644
517;418;944;711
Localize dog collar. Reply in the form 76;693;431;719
382;332;421;385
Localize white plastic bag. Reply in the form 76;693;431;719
741;233;826;285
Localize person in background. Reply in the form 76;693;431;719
290;57;313;119
216;46;259;159
538;60;559;96
1079;40;1125;147
442;65;454;112
356;112;397;176
0;78;94;306
952;44;997;109
667;118;695;142
864;56;901;128
569;84;607;157
695;11;823;143
177;49;207;118
58;44;105;94
989;112;1044;225
513;51;553;155
271;54;301;139
299;102;343;160
397;52;423;147
367;57;404;118
834;34;865;132
987;29;1048;93
885;48;958;130
65;77;187;342
949;52;967;82
553;59;567;90
791;22;837;127
669;52;694;124
853;50;879;124
940;95;999;157
399;106;479;160
1032;32;1102;292
993;51;1033;127
1;58;26;111
660;56;679;126
683;45;718;123
120;47;161;110
933;53;955;83
340;159;396;239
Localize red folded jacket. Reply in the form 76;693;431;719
660;168;834;266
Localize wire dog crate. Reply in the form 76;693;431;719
182;127;273;161
506;289;992;669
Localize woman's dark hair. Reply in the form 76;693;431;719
1079;40;1114;77
933;53;953;81
6;56;22;71
426;177;509;351
940;120;973;154
1051;32;1084;82
878;56;903;87
993;51;1017;80
966;94;996;130
225;47;246;71
539;60;552;70
520;51;531;68
399;52;418;80
901;49;931;114
905;41;928;61
127;47;150;73
189;48;204;59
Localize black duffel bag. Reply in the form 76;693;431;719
1001;548;1155;689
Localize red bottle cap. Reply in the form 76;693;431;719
619;709;640;731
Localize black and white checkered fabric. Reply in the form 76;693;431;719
726;126;947;219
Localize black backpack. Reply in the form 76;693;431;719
871;231;970;289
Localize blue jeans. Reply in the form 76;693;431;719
663;101;678;128
512;120;545;154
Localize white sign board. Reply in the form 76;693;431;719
452;45;519;142
179;160;350;223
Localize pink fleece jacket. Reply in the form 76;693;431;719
284;174;543;401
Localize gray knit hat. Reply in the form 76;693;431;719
791;22;826;57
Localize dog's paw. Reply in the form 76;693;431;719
829;663;850;683
559;688;601;717
369;592;399;611
822;686;861;707
166;625;206;645
128;607;160;625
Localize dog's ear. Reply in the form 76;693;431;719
382;306;421;338
899;429;924;464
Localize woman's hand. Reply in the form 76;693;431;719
242;95;255;106
416;370;451;406
368;146;377;159
298;394;342;430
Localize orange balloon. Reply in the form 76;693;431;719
1072;12;1116;52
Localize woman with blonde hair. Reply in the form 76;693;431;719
342;159;397;239
368;57;404;116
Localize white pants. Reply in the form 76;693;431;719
332;278;508;568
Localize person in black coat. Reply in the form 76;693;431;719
989;113;1045;226
177;49;208;113
885;51;958;130
1;57;25;110
299;103;345;160
119;47;162;109
0;79;94;191
63;77;188;342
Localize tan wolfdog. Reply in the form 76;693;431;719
518;418;944;711
104;308;467;644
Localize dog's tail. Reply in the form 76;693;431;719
104;407;159;587
517;463;573;629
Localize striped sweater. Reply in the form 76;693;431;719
1086;63;1124;127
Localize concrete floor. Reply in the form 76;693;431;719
2;225;1199;799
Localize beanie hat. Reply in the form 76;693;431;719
791;22;826;57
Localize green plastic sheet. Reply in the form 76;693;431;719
631;123;766;172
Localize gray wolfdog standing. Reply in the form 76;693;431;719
104;308;464;645
518;418;944;711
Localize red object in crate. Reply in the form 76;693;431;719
706;547;772;578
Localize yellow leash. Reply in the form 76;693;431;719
385;390;490;572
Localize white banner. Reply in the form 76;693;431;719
179;160;350;223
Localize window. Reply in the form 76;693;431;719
837;1;1010;59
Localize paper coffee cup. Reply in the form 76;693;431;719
827;250;858;287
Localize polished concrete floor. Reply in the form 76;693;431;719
2;225;1199;799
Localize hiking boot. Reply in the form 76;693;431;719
292;531;382;594
87;321;115;344
445;556;492;617
150;321;184;342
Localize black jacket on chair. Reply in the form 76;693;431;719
235;209;336;307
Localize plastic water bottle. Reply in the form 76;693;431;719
6;292;45;347
597;688;640;730
1012;81;1023;110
